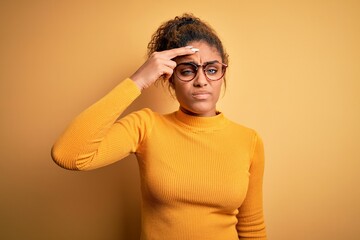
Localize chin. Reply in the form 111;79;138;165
186;105;216;117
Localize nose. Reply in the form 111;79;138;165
193;68;208;87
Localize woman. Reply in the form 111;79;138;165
52;14;267;240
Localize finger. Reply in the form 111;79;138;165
162;46;199;59
163;59;177;69
159;65;174;81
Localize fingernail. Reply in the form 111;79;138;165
191;48;199;52
185;46;193;48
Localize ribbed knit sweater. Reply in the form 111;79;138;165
52;78;266;240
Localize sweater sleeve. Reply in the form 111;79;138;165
51;78;152;170
236;132;267;239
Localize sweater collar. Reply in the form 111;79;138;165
173;109;228;130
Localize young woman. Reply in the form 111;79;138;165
52;14;267;240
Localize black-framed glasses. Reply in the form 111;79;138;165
174;60;228;82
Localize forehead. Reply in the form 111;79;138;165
176;41;222;63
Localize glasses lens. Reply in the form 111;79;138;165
204;62;225;81
175;63;197;82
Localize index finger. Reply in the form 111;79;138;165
162;46;199;59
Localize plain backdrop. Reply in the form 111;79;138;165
1;1;359;239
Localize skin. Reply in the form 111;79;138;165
131;41;224;117
172;41;223;117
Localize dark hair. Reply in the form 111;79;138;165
147;13;229;89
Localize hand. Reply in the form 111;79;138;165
130;46;199;91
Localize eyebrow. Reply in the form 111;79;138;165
178;60;220;65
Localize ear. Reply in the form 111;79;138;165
169;76;176;89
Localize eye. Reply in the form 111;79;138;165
180;68;196;76
205;65;219;75
177;64;197;76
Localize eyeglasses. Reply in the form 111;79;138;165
174;60;228;82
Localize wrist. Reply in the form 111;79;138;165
130;75;146;91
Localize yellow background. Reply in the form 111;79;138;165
1;1;359;239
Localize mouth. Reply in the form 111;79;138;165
192;91;211;100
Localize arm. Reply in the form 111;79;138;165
51;79;145;170
236;133;267;239
51;46;198;170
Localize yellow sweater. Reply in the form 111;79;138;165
52;78;267;240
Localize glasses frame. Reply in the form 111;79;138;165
174;60;228;82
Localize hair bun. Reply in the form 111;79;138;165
148;13;228;63
177;14;198;27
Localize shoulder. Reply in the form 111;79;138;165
119;108;157;123
226;118;258;138
224;117;263;152
118;108;170;127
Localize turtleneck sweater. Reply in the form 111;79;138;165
52;78;266;240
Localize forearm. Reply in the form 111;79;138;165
237;132;267;239
51;78;141;170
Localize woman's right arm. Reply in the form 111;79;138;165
51;78;143;170
51;46;197;170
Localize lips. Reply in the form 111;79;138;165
192;91;211;100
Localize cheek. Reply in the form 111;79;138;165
174;84;189;100
212;82;223;97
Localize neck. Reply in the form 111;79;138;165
179;106;216;117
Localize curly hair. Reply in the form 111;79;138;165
147;13;229;89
